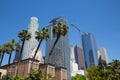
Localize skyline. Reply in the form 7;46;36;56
0;0;120;65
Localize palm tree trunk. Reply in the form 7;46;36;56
0;53;4;66
30;39;43;70
45;35;60;80
48;35;60;58
8;52;12;64
18;40;25;61
16;40;25;76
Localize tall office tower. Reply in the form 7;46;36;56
70;45;85;76
98;47;108;63
81;32;98;68
15;17;43;62
74;45;85;70
45;17;71;78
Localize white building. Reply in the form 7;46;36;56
70;45;84;76
15;17;43;62
98;47;108;63
0;69;7;79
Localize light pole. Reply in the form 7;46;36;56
70;23;87;80
70;24;80;32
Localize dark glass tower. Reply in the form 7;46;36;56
81;32;98;68
45;17;71;78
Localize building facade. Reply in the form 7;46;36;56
45;17;71;78
74;45;85;70
15;17;43;62
1;59;67;80
98;47;108;63
70;45;78;72
0;69;7;79
70;45;84;77
81;32;98;68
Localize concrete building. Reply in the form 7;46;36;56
40;64;67;80
1;17;68;80
1;58;40;77
98;47;108;63
70;45;84;77
45;17;71;79
15;17;43;61
70;45;78;72
0;69;7;79
1;59;67;80
74;45;85;70
81;32;98;68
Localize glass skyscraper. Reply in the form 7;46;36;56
81;32;98;68
45;17;71;79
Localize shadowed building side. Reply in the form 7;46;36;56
45;17;71;79
74;45;85;70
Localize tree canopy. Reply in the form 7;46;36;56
87;60;120;80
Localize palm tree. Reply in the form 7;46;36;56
45;22;68;80
33;28;49;60
47;22;68;63
30;28;49;70
16;30;31;76
14;42;21;54
0;44;7;66
5;40;19;64
17;30;31;62
0;46;3;65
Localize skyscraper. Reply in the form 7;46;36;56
15;17;43;62
81;32;98;68
70;45;78;72
45;17;71;78
70;45;84;76
74;45;85;70
98;47;108;63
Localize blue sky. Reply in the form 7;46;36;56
0;0;120;65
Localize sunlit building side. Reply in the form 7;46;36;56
98;47;108;63
81;32;98;68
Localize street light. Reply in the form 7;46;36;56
70;24;80;32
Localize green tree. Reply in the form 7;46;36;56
47;22;68;62
0;45;4;66
0;44;7;66
16;30;31;76
30;28;49;70
87;60;120;80
109;60;120;80
45;22;68;80
98;57;109;80
47;73;56;80
17;30;31;61
1;75;24;80
70;74;85;80
25;69;56;80
87;66;103;80
25;69;44;80
5;40;20;64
